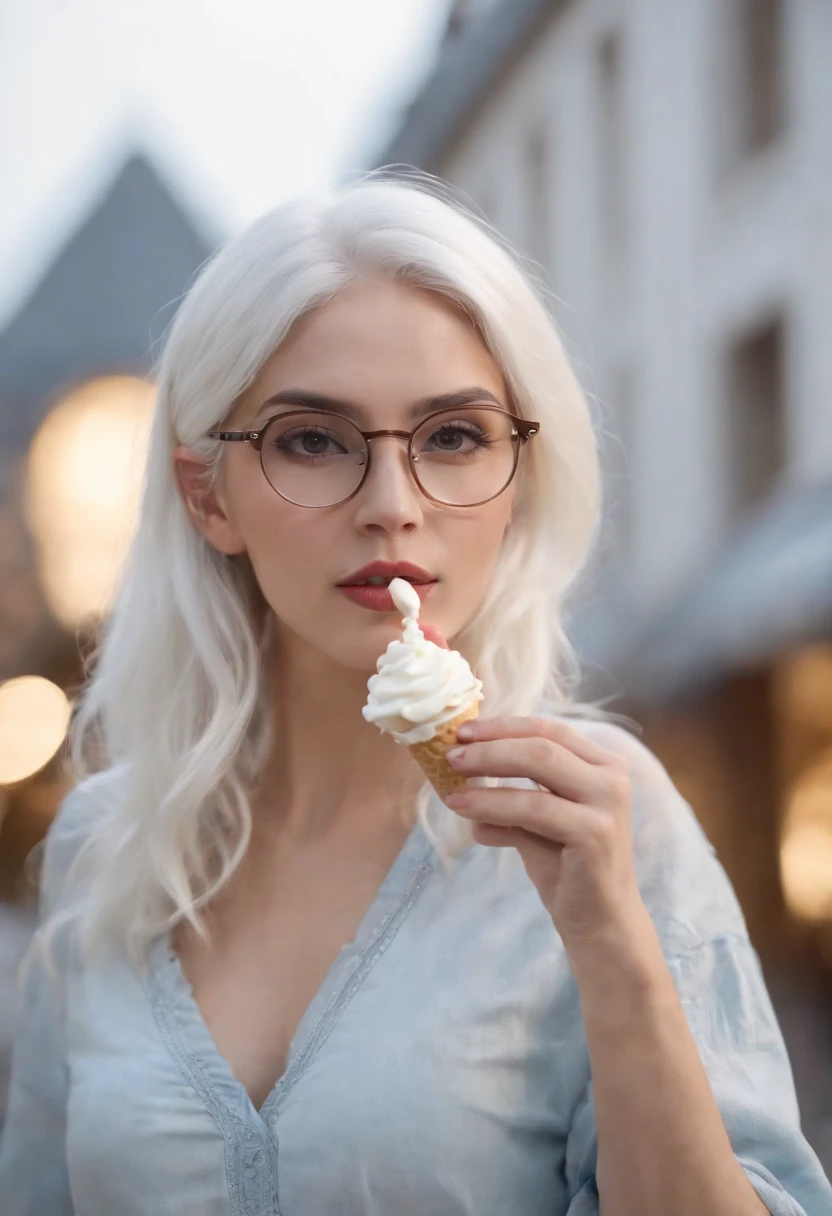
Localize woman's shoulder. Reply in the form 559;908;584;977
544;711;749;951
39;767;127;917
541;712;691;812
552;713;707;848
543;712;677;796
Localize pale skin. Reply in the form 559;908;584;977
174;280;768;1215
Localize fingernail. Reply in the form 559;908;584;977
456;724;474;741
447;747;465;765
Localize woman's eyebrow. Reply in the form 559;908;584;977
251;386;506;425
412;388;505;415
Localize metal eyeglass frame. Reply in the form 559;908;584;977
208;403;540;508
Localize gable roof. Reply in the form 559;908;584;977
0;152;215;449
371;0;569;171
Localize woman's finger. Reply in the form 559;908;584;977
455;715;610;766
448;737;604;803
421;623;450;649
470;822;556;850
444;785;601;847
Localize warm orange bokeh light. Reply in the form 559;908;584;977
25;376;155;629
0;676;72;785
780;747;832;923
775;645;832;733
780;822;832;923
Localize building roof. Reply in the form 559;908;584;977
0;152;214;451
371;0;567;171
0;151;216;677
618;479;832;704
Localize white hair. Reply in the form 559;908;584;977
35;169;622;973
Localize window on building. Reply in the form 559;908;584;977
721;0;786;167
524;119;553;276
474;187;498;230
726;317;787;518
597;29;626;249
598;367;636;571
444;0;502;38
611;368;635;562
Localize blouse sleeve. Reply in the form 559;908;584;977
561;722;832;1216
0;789;89;1215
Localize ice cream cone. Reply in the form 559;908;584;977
406;700;480;800
362;578;485;801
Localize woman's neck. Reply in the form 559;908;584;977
253;624;422;843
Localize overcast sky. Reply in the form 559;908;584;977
0;0;451;326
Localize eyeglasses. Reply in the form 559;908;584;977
208;404;539;508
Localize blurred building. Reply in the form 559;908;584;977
0;148;216;1118
374;0;832;1167
0;150;214;688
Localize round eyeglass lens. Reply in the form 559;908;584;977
260;412;368;507
411;407;518;505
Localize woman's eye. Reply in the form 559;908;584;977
277;428;347;456
423;424;488;452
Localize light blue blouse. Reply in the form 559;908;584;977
2;719;831;1215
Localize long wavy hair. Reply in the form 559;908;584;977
35;169;620;972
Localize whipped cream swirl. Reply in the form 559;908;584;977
362;577;483;745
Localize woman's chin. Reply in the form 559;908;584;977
319;633;400;676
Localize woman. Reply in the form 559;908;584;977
1;174;829;1216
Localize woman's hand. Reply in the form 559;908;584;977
444;716;646;952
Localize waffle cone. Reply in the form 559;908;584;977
406;701;480;801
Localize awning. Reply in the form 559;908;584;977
617;479;832;703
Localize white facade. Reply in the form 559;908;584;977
432;0;832;652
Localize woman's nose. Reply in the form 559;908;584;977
351;436;425;534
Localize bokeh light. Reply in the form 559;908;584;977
0;676;71;785
25;375;155;629
780;748;832;923
775;645;832;733
780;822;832;924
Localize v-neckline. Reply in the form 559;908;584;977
146;813;434;1126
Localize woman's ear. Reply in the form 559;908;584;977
173;446;246;555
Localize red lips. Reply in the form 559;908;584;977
337;560;437;586
336;560;442;618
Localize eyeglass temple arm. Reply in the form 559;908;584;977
514;420;539;441
208;431;261;441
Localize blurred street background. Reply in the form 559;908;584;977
1;0;831;1172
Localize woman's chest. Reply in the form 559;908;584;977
63;852;589;1215
170;830;416;1110
173;900;371;1109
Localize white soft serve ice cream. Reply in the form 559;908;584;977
362;577;483;745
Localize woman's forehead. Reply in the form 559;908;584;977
235;282;507;422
